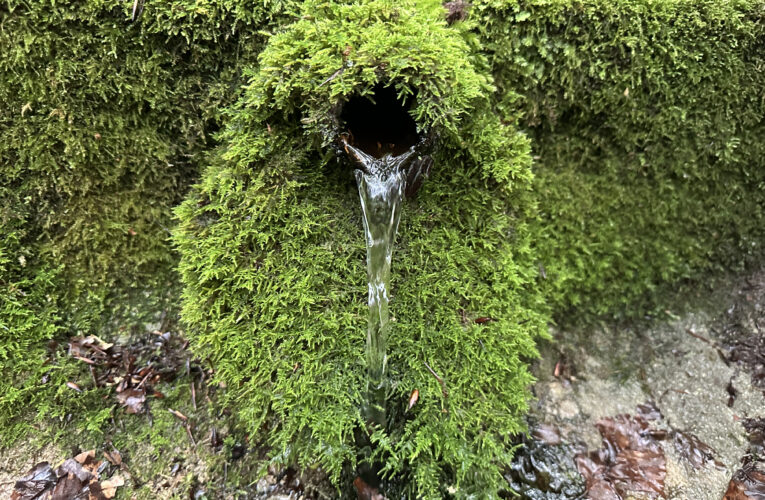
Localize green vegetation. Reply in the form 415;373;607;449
174;0;546;496
0;0;287;330
475;0;765;316
1;0;764;497
0;0;279;451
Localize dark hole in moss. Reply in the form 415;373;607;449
340;84;419;158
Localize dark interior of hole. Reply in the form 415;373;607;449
340;84;419;158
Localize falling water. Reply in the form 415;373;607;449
344;140;430;428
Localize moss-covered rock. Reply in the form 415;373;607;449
475;0;765;317
0;0;289;329
174;0;547;496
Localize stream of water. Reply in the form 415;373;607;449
345;141;428;428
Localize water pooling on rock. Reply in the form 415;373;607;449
343;138;431;428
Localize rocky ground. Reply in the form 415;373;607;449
3;267;764;499
516;267;765;499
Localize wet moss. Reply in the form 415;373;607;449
174;0;546;496
474;0;765;319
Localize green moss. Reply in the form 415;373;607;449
0;188;101;445
2;0;765;496
174;0;547;496
0;0;260;449
0;0;286;446
474;0;765;318
0;0;291;329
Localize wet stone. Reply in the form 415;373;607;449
506;439;586;499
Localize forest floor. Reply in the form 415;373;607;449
2;267;764;499
518;266;765;499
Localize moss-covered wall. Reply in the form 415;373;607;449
0;0;289;329
475;0;765;316
2;0;765;497
0;0;285;447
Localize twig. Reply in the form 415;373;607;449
684;328;716;346
136;370;152;390
185;424;196;447
318;67;344;87
190;380;197;411
168;409;188;422
73;355;96;365
423;361;448;399
90;365;99;387
685;328;731;364
131;0;144;21
658;388;690;403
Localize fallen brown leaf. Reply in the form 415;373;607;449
116;388;146;414
576;414;666;499
407;389;419;412
11;462;57;500
51;472;88;500
91;474;124;499
672;430;724;469
58;458;93;483
723;463;765;500
474;316;495;324
74;449;96;465
12;450;125;500
103;450;122;467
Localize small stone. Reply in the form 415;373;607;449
557;400;579;419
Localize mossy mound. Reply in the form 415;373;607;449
475;0;765;317
174;0;547;496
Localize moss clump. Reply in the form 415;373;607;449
174;0;547;496
0;189;106;445
474;0;765;317
0;0;290;330
0;0;289;448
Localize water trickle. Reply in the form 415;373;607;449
344;139;430;428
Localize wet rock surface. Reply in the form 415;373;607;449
505;433;586;499
511;268;765;499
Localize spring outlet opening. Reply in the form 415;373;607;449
340;84;419;158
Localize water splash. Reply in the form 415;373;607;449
344;139;430;428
